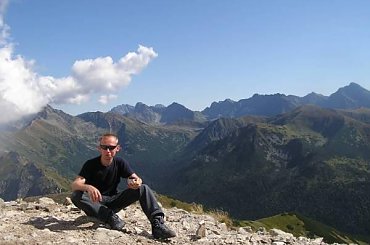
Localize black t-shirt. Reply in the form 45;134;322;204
79;156;134;196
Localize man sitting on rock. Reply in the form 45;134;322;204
71;133;176;239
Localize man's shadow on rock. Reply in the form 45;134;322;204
23;215;104;232
22;215;158;241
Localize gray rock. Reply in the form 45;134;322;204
195;220;206;238
0;196;348;245
38;197;56;205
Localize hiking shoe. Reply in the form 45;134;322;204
152;216;176;239
107;213;125;230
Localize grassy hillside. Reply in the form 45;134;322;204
238;212;370;244
0;152;70;201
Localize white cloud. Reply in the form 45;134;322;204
72;45;158;93
0;45;49;122
0;2;157;124
99;94;118;105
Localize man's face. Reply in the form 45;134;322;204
99;136;120;163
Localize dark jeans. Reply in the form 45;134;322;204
71;184;164;223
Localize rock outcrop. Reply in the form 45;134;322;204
0;197;348;245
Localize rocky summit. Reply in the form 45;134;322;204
0;197;348;245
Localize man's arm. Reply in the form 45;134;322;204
71;176;102;202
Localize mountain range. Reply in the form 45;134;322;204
0;82;370;241
111;82;370;123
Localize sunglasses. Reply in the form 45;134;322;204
100;145;118;151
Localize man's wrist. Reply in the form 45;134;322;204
84;184;92;192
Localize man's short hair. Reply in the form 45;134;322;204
99;133;119;143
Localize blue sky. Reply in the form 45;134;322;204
1;0;370;121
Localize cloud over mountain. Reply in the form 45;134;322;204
0;1;157;124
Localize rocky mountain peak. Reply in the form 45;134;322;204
327;82;370;108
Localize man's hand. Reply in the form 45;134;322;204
127;176;142;189
86;185;102;202
71;176;102;203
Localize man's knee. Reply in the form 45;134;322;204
139;184;150;194
140;184;157;197
71;191;99;218
140;184;151;191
